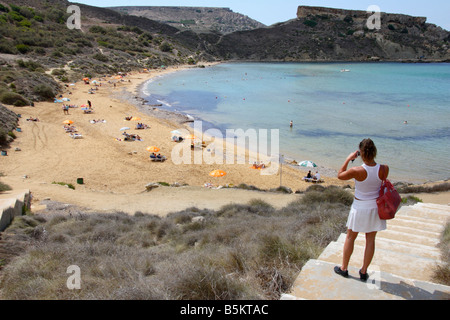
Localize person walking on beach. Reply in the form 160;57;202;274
335;138;389;281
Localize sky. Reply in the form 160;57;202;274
73;0;449;30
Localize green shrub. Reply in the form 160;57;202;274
159;42;172;53
51;69;66;76
0;181;12;192
92;53;108;62
303;20;317;28
0;42;15;54
16;44;30;54
33;84;55;100
0;4;9;13
301;186;353;206
89;26;107;34
0;128;7;145
0;91;28;106
52;181;75;190
18;18;31;28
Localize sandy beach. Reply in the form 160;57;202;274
1;64;448;215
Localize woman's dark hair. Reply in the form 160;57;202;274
359;138;377;161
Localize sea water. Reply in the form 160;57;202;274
142;62;450;183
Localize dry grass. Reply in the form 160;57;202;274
0;186;352;300
432;222;450;286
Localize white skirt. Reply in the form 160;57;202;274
346;199;387;233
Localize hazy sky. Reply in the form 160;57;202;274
73;0;449;30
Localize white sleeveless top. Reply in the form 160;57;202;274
354;164;382;201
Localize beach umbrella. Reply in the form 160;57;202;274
209;170;227;178
120;127;130;131
63;120;74;125
92;80;98;84
185;134;198;140
146;146;160;153
131;117;141;121
299;160;317;168
83;78;89;81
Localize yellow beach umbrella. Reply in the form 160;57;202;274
63;120;74;125
146;146;160;153
131;117;141;121
209;170;227;177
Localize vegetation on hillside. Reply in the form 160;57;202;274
0;186;352;300
0;1;206;106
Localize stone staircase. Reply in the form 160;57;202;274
282;203;450;300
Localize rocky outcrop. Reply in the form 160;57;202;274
109;6;266;34
202;6;449;62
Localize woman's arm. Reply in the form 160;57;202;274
338;151;361;181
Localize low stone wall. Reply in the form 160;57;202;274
0;190;31;232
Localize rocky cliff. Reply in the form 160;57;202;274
198;6;449;62
109;6;266;34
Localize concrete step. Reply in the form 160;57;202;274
387;223;441;239
336;234;441;261
389;215;444;233
398;203;450;222
376;229;440;247
283;259;450;300
318;241;439;282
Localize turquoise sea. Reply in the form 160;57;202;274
142;62;450;183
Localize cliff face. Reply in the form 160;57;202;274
200;6;449;62
109;6;266;34
297;6;428;25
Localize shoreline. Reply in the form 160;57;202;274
131;61;448;186
1;63;448;215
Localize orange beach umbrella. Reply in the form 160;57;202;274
63;120;74;125
209;170;226;178
146;146;160;153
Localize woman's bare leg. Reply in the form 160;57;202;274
341;229;359;271
361;232;377;274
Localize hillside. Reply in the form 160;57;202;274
201;6;450;62
108;6;266;34
0;0;213;107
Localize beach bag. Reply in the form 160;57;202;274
377;179;401;220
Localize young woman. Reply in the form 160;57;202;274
335;138;389;281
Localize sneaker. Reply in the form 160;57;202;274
334;266;349;278
359;269;369;282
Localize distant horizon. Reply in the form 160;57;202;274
73;1;449;30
